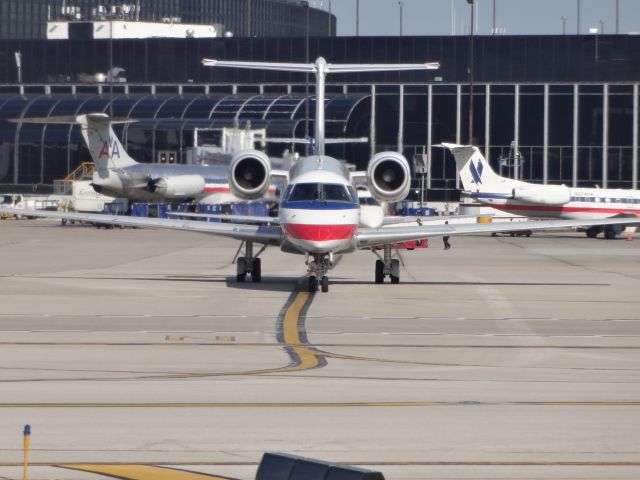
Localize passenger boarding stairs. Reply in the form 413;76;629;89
53;162;95;194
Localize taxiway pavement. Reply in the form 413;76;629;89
0;219;639;479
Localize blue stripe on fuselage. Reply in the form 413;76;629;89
280;200;359;210
468;192;513;200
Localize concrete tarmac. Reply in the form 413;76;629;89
0;219;639;479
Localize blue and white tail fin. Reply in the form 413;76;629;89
441;143;516;192
76;114;137;175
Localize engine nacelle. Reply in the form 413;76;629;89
91;171;124;194
366;151;411;203
512;184;571;206
151;175;206;198
229;150;271;200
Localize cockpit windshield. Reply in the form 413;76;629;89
359;197;380;206
286;183;356;203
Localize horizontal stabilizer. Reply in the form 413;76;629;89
203;58;439;74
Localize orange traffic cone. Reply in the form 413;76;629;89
627;231;633;241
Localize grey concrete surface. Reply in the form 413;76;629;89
0;219;639;479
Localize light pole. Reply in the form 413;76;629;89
467;0;474;144
328;0;332;35
576;0;581;34
14;51;22;84
599;19;605;34
561;16;567;35
492;0;496;34
615;0;619;34
398;1;404;36
246;0;251;37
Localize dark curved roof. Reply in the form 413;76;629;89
0;93;370;142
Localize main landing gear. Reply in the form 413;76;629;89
585;226;620;239
307;253;332;293
236;241;267;283
374;244;400;284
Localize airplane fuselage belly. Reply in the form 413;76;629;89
279;206;359;254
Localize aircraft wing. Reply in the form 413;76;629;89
356;217;640;249
0;207;282;245
167;212;280;224
381;214;483;226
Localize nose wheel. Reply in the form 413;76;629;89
307;254;332;293
308;275;330;293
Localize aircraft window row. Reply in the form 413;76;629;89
285;183;356;203
570;196;640;204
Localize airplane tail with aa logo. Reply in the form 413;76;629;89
76;113;137;175
441;143;516;192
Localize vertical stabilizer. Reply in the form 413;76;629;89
441;143;512;191
76;113;137;176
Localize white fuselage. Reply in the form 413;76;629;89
472;186;640;220
278;156;360;254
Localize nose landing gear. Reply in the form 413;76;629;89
307;253;332;293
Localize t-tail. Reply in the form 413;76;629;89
76;113;137;176
441;143;517;192
203;57;439;156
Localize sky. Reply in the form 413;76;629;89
309;0;640;36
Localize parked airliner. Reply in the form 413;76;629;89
443;143;640;239
2;59;638;293
11;114;275;205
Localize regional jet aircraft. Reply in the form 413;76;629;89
2;58;639;293
12;114;275;205
443;143;640;239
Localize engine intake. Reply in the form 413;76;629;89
512;184;571;206
149;174;206;198
366;151;411;203
229;150;271;200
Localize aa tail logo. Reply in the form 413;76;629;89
469;160;483;184
98;136;121;159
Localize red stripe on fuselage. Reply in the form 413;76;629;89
282;223;357;241
497;204;640;215
203;186;230;193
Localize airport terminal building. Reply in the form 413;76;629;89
0;6;638;198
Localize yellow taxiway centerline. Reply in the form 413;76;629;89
62;464;232;480
276;291;324;372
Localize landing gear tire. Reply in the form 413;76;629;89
586;226;599;238
321;275;329;293
604;229;617;240
236;256;247;282
251;258;262;282
390;259;400;284
375;259;384;284
308;276;318;293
